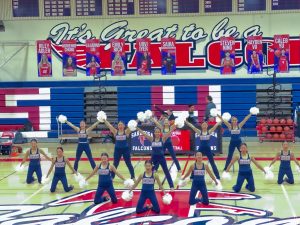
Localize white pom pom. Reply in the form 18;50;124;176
175;117;185;128
74;173;84;182
41;176;49;185
221;171;232;181
222;112;232;121
265;170;274;180
79;179;88;188
179;111;189;119
178;179;188;187
214;179;223;191
97;111;107;122
264;166;273;173
250;107;259;115
58;115;67;123
295;165;300;173
15;164;25;172
162;193;172;205
128;120;138;131
137;112;146;122
123;179;135;188
121;191;133;201
216;116;222;123
210;108;218;117
144;110;153;120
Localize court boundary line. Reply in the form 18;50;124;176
280;184;296;217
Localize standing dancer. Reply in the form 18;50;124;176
86;153;126;204
130;160;165;214
20;139;52;184
136;126;176;189
185;120;221;179
182;152;218;205
66;119;100;171
269;141;300;184
217;113;252;171
151;117;181;172
103;120;135;180
225;143;266;192
46;147;76;192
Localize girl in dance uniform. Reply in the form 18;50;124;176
217;113;253;171
225;143;266;192
130;160;165;214
269;141;300;184
182;152;218;205
66;119;101;171
86;152;126;204
20;139;52;184
151;117;181;172
46;147;76;192
136;126;175;190
185;120;221;180
103;119;135;180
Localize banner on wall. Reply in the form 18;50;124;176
86;39;101;76
220;37;235;75
274;34;290;73
110;39;126;76
161;38;176;75
136;38;151;75
62;40;77;77
194;126;222;154
246;36;263;74
37;40;52;77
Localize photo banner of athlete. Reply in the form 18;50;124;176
161;37;176;75
37;40;52;77
136;38;151;75
86;39;101;76
62;40;77;77
110;39;126;76
246;36;263;74
220;37;235;75
274;34;290;73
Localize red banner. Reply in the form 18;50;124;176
86;39;101;76
62;40;77;77
274;34;290;73
110;39;126;76
171;129;190;151
220;37;235;75
246;36;263;74
161;37;176;75
37;40;52;77
136;38;151;75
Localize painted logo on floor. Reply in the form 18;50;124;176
0;190;299;224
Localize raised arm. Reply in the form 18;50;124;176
181;164;193;180
20;150;30;166
65;158;77;174
46;159;55;178
205;164;218;185
217;114;231;129
39;149;52;161
154;173;165;194
86;120;101;133
225;156;239;172
66;121;80;132
239;113;252;129
86;166;99;181
103;120;117;136
269;152;280;167
136;127;153;142
291;152;300;168
162;125;176;141
185;120;201;135
150;117;163;130
130;174;143;192
209;121;221;134
251;157;266;173
110;165;125;181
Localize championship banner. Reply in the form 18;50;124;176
62;40;77;77
136;38;151;75
220;37;235;75
130;126;191;154
194;126;222;154
274;34;290;73
247;36;263;74
110;39;126;76
86;39;101;76
37;40;52;77
161;38;176;75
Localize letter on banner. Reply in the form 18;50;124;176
110;39;126;76
247;36;263;74
274;34;289;73
161;38;176;75
86;39;101;76
136;38;151;75
62;40;77;77
37;40;52;77
220;37;235;75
